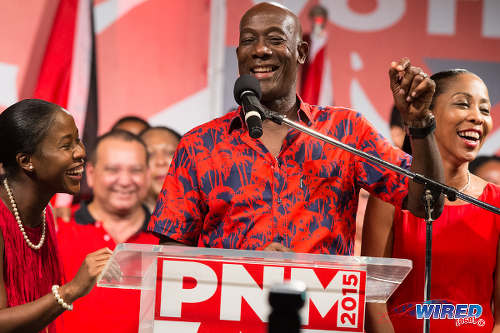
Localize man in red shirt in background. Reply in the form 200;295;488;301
57;129;158;332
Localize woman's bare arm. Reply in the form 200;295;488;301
361;195;396;333
0;233;111;333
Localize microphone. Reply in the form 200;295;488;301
234;74;265;139
268;281;306;333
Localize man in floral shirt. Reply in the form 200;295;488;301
148;3;443;255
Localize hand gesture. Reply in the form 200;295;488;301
389;58;435;124
264;242;292;252
67;247;113;299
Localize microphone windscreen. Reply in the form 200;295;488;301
234;74;262;105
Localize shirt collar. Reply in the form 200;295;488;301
296;95;313;126
228;95;313;134
74;201;151;232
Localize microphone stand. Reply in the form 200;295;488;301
262;108;500;333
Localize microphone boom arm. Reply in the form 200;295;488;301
263;108;500;215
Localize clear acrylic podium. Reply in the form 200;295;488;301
98;243;411;332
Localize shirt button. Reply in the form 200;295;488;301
104;234;111;242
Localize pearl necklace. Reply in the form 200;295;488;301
3;178;46;250
458;171;471;193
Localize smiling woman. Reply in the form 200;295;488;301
0;99;112;332
362;71;500;333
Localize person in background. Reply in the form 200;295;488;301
56;129;158;332
0;99;111;332
139;126;181;212
362;70;500;332
149;2;444;254
54;115;151;221
469;155;500;185
111;115;150;135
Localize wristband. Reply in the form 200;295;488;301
406;115;436;139
52;285;73;311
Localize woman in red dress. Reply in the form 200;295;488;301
0;99;112;332
362;70;500;332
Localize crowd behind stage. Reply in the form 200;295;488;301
1;2;500;333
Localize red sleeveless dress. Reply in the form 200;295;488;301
388;183;500;332
0;198;63;332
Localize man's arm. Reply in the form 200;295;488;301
389;58;444;219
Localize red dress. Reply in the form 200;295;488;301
388;183;500;332
0;198;62;333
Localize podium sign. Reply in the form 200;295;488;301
155;256;366;332
98;244;411;333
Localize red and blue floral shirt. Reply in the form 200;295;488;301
148;97;411;254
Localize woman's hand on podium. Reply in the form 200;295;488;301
60;247;113;302
264;242;292;252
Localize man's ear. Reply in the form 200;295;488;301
297;41;309;65
16;153;33;172
235;47;242;75
236;46;242;62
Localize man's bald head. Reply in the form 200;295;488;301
240;2;303;43
236;2;308;106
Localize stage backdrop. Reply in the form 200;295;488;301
1;0;499;154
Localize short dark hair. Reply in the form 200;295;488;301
429;69;470;110
469;155;500;174
139;126;182;141
0;99;60;176
111;115;150;131
88;129;149;165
